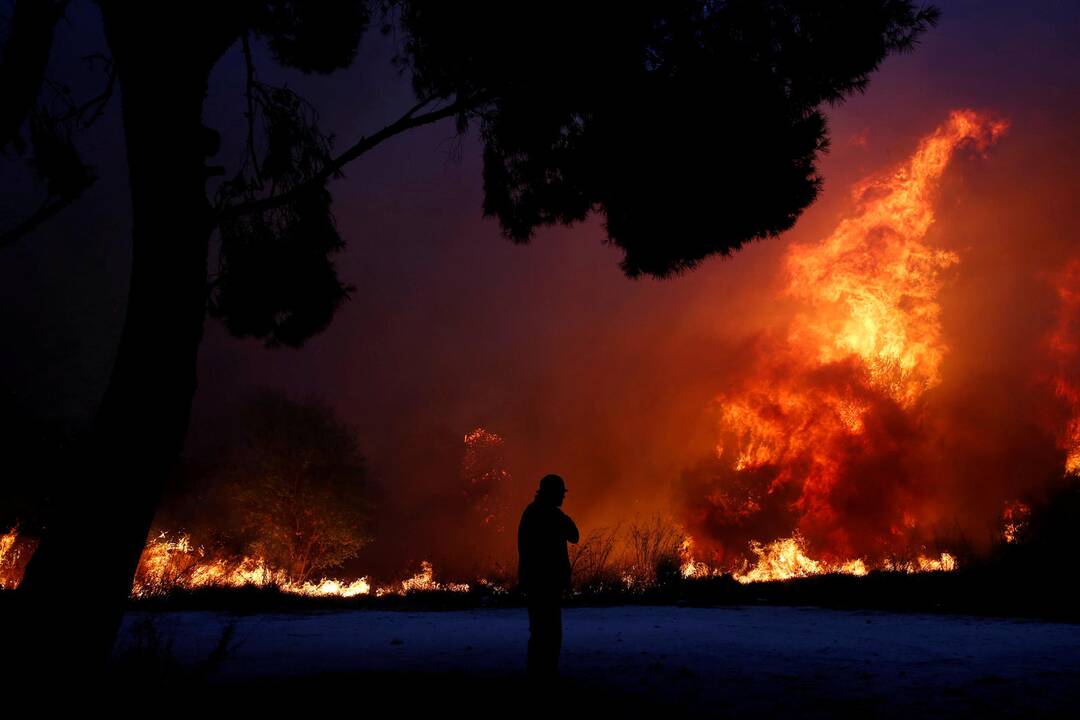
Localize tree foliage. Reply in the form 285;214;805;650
3;1;940;330
253;0;371;75
221;390;371;583
0;0;942;340
207;0;940;349
395;0;940;277
211;84;349;348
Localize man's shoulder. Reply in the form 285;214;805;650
521;500;559;523
519;500;539;524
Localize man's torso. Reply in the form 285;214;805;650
517;501;572;593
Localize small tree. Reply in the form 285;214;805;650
223;390;371;584
570;524;622;592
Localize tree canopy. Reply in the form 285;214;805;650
396;1;939;277
222;390;371;583
0;1;939;346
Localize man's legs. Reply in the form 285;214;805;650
550;602;562;673
527;593;562;676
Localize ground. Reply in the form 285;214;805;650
115;606;1080;717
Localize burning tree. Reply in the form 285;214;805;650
222;391;371;584
454;427;516;578
683;110;1009;573
460;428;513;534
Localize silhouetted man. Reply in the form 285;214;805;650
518;473;579;677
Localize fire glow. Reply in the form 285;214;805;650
684;110;1012;577
5;110;1072;596
131;532;480;598
3;529;476;598
133;531;371;598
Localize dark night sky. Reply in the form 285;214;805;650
2;1;1080;572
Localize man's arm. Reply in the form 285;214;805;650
562;511;580;544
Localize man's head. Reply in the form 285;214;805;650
537;473;568;507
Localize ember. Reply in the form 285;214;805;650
0;529;35;590
1002;501;1031;544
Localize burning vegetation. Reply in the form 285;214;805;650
0;529;35;590
681;110;1023;577
4;111;1080;602
131;532;474;599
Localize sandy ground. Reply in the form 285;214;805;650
116;606;1080;717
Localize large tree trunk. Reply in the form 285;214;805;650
6;3;238;680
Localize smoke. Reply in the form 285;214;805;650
175;104;1080;582
157;95;1080;589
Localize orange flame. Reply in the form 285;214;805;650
1002;500;1031;544
386;560;470;595
130;533;480;598
697;110;1008;576
131;532;375;598
0;529;36;590
133;533;478;597
733;536;868;584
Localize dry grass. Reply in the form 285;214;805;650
571;515;688;593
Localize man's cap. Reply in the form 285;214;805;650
538;474;567;493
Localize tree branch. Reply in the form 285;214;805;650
0;0;70;150
217;91;492;223
38;55;115;129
